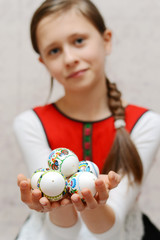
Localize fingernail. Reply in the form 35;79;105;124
72;197;79;203
41;202;47;206
21;181;27;188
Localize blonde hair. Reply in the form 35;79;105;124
30;0;143;184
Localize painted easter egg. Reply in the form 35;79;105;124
31;168;50;190
48;148;79;177
37;170;67;201
67;172;97;199
78;160;99;177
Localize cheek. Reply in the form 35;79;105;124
86;51;106;72
82;44;106;65
45;61;62;78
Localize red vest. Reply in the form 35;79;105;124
34;104;148;173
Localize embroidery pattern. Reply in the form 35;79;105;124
83;123;92;161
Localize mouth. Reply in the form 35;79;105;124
67;69;88;79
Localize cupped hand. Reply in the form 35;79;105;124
17;174;72;213
71;171;121;212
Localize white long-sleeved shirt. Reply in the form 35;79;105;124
13;109;160;240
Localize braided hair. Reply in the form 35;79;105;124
102;78;143;184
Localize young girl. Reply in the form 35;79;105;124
14;0;160;239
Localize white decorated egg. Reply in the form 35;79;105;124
37;170;67;201
48;148;79;177
31;168;50;190
78;160;99;177
67;172;97;199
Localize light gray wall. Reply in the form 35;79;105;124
0;0;160;239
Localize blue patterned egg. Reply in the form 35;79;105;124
67;172;97;199
78;161;99;177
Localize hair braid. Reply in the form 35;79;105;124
102;77;143;184
106;78;125;120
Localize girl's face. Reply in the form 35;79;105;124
37;8;112;93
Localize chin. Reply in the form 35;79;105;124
68;81;97;93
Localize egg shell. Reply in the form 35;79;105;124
37;170;67;201
67;172;97;199
48;148;79;177
31;168;50;190
78;160;99;177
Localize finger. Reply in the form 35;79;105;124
32;189;42;204
39;197;51;212
17;174;27;187
51;201;61;209
95;179;108;205
20;180;32;204
98;174;110;187
60;197;72;207
81;188;97;209
108;171;121;190
31;189;43;211
71;194;85;212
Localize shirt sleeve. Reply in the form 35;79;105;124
106;110;160;238
13;109;52;177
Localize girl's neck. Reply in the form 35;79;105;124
56;80;111;122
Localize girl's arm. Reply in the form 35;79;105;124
18;173;78;227
71;172;120;234
72;110;160;236
14;110;78;228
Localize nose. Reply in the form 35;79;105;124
63;47;79;67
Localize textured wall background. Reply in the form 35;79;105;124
0;0;160;239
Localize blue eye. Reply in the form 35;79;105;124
50;48;59;55
75;38;84;44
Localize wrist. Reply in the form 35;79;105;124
49;204;78;228
81;204;115;233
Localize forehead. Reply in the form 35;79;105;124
36;8;99;44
